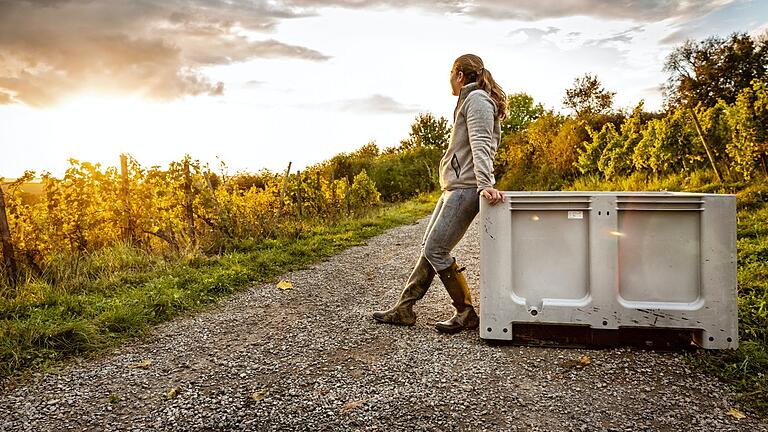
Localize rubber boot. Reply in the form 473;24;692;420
372;255;435;326
435;259;479;334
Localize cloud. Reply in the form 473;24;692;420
0;0;741;107
508;26;560;43
659;29;690;45
658;1;765;45
749;21;768;39
243;80;266;88
585;25;645;47
455;0;737;21
0;0;329;107
641;84;665;96
285;0;737;22
335;94;419;113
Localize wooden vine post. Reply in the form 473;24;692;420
204;170;233;239
276;161;292;225
119;154;135;244
183;158;196;251
330;173;337;217
296;170;303;220
345;178;351;216
315;172;322;214
688;107;723;183
0;181;18;288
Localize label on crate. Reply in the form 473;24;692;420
567;211;584;220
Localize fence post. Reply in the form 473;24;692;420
276;161;292;225
296;170;303;220
0;181;18;288
183;158;196;251
345;178;351;216
689;107;723;183
315;171;322;214
330;173;337;217
204;170;233;238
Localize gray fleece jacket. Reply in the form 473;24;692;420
439;82;501;193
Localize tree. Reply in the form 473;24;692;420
352;141;380;159
727;79;768;180
563;74;615;117
577;123;614;176
501;92;544;136
697;101;731;175
494;130;532;180
369;147;442;201
347;170;381;216
526;111;565;163
399;113;451;151
321;142;379;184
660;33;767;182
664;32;768;108
595;102;645;179
528;112;582;178
632;108;699;175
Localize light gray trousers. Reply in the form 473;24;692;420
420;188;480;272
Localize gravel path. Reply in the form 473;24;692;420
1;216;765;431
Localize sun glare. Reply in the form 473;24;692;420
56;91;139;108
37;91;257;174
44;92;164;166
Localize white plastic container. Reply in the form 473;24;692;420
479;191;738;349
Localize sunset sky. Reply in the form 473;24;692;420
2;0;768;178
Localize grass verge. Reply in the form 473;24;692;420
0;192;439;379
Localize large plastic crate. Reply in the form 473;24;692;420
478;191;738;349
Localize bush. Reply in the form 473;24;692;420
369;147;442;201
348;170;381;216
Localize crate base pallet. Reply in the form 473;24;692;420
484;324;698;351
479;191;738;350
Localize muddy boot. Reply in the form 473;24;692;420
435;259;479;334
372;255;435;326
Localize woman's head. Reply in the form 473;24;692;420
450;54;507;119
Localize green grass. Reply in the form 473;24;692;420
0;192;439;378
688;192;768;416
568;172;768;416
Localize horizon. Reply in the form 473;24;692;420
2;0;768;178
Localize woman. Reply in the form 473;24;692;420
372;54;506;334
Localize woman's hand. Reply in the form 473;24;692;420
480;187;505;205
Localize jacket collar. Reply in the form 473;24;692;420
454;82;479;120
458;82;479;102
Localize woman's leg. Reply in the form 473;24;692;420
419;191;446;256
422;188;479;271
421;188;481;333
371;193;446;325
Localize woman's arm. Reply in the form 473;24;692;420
465;93;504;205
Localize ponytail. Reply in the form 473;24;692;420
477;68;507;120
454;54;507;120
